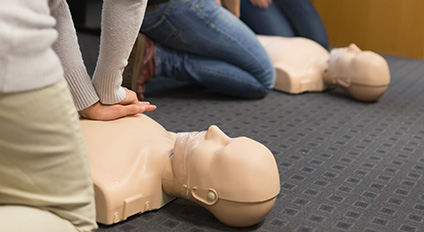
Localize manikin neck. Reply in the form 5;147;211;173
161;155;188;199
322;68;339;86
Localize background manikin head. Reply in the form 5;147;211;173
170;126;280;227
324;44;391;101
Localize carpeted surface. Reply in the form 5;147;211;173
78;33;424;232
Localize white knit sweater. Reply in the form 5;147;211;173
0;0;147;111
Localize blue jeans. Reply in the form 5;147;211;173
240;0;329;49
140;0;275;99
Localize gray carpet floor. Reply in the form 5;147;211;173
78;33;424;232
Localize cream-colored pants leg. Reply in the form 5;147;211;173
0;205;77;232
0;79;97;232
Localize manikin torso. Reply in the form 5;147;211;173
257;35;330;93
80;115;176;224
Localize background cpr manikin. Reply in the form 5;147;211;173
80;114;280;227
257;35;391;102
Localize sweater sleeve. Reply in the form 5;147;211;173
92;0;148;104
50;0;99;111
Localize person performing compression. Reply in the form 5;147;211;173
0;0;151;231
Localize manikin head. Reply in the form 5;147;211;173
166;126;280;227
324;44;391;102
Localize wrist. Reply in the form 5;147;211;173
78;101;99;119
93;68;127;104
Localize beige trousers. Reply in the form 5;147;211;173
0;79;97;232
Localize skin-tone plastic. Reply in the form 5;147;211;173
80;114;280;227
80;115;176;225
163;126;280;227
257;35;391;102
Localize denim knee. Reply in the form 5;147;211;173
260;61;276;91
249;67;275;99
250;86;271;99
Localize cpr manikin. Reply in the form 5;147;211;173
79;115;280;227
257;35;391;102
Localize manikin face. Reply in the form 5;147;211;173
174;125;231;166
326;43;362;83
172;125;228;190
173;125;280;203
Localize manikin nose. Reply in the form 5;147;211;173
205;125;230;143
348;43;361;53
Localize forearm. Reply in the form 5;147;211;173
50;0;99;111
92;0;148;104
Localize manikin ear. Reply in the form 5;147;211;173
336;76;352;88
191;188;219;206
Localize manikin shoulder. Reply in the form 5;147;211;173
79;114;174;186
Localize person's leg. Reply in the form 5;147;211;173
141;0;275;98
239;0;295;37
156;44;269;98
274;0;329;49
0;78;97;232
0;205;77;232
